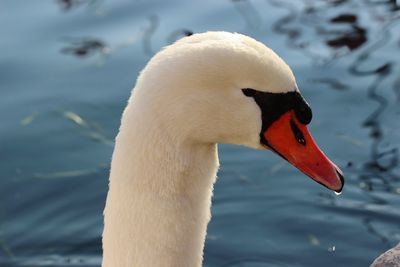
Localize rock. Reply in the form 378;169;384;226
370;243;400;267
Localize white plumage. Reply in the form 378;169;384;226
102;31;313;267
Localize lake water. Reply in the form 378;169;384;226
1;0;400;266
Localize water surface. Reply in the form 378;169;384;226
1;0;400;266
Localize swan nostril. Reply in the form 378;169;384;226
290;119;306;145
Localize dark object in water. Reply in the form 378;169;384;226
313;78;350;91
347;161;353;167
167;29;194;44
61;38;106;57
326;25;367;50
328;0;349;5
183;30;194;36
58;0;77;10
331;14;357;23
57;0;100;11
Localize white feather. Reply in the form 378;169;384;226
102;31;297;267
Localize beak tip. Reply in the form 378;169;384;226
334;168;345;193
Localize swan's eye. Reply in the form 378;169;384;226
242;88;257;97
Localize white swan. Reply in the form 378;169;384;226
102;31;344;267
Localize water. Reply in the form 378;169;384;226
1;0;399;266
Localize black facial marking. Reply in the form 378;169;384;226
241;88;312;146
242;88;257;97
293;93;312;125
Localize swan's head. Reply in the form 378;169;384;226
133;31;344;192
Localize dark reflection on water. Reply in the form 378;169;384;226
346;18;400;195
142;15;159;56
330;14;358;23
1;0;400;266
231;0;262;31
167;29;193;45
312;78;350;91
61;38;108;58
57;0;103;12
142;16;192;56
326;24;367;51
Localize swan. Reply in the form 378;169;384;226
102;31;344;267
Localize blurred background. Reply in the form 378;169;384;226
1;0;400;266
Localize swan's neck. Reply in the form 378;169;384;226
102;104;219;267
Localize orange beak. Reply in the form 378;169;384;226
264;111;344;193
